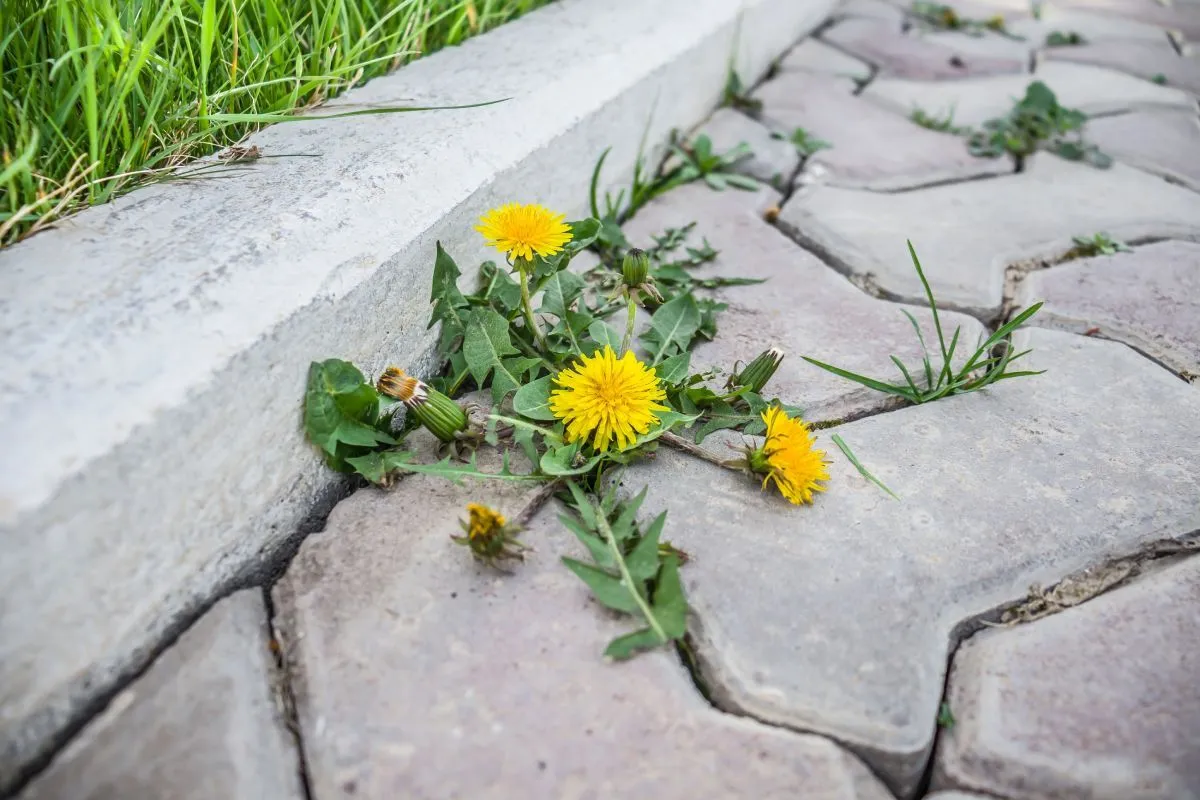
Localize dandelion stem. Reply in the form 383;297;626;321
517;262;550;352
594;499;667;644
621;294;637;354
660;431;742;470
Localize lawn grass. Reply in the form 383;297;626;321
0;0;550;247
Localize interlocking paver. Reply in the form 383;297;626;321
778;155;1200;316
1087;109;1200;192
1015;240;1200;379
272;444;895;800
624;329;1200;797
1007;4;1177;44
753;71;1010;191
779;39;874;82
1052;0;1200;41
823;17;1027;78
1046;39;1200;96
836;0;908;24
863;61;1193;128
934;556;1200;799
916;30;1034;63
18;591;303;800
617;182;986;422
694;109;799;190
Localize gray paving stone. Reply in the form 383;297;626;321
779;38;874;81
753;72;1011;191
273;444;894;800
822;17;1027;78
617;182;987;423
923;793;992;800
1087;109;1200;192
1008;5;1177;45
695;108;800;190
778;155;1200;317
624;328;1200;798
836;0;908;24
934;555;1200;799
1053;0;1200;41
863;61;1194;128
1016;240;1200;379
1046;39;1200;95
19;591;303;800
918;30;1034;63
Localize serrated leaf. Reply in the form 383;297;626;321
561;558;642;613
643;294;701;363
463;308;524;402
604;627;666;660
539;269;585;318
349;449;545;485
560;513;614;569
513;375;558;421
478;261;523;314
304;360;395;457
652;555;688;638
587;320;622;352
540;442;604;476
694;400;755;443
626;511;666;582
549;310;593;357
656;352;691;384
612;487;648;544
429;243;469;353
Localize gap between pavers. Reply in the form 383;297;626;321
822;17;1027;79
0;0;841;790
272;440;895;800
619;328;1200;798
778;155;1200;319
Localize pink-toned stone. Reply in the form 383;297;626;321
1054;0;1200;41
822;17;1027;78
1046;39;1200;95
1088;109;1200;192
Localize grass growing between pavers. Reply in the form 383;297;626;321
0;0;549;246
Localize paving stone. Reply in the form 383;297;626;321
917;30;1035;64
778;155;1200;316
924;793;992;800
1053;0;1200;41
753;72;1011;191
1016;240;1200;379
1046;39;1200;95
19;591;303;800
623;328;1200;798
779;38;874;82
695;108;800;190
822;17;1027;78
934;556;1200;799
272;444;894;800
617;182;987;423
836;0;908;24
863;61;1194;128
1087;109;1200;192
1008;4;1177;45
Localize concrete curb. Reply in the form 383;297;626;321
0;0;837;790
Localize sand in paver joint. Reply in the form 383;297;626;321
20;1;1200;798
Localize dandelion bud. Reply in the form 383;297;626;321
621;248;651;288
731;347;785;393
451;503;527;566
377;367;468;442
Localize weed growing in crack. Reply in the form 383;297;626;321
802;241;1045;405
910;106;971;136
909;1;1022;38
937;701;956;728
722;70;764;115
968;81;1112;169
771;127;832;157
1045;30;1087;46
1068;233;1132;258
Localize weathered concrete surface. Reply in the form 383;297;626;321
1016;240;1200;379
934;556;1200;799
917;30;1034;63
1087;109;1200;193
835;0;907;24
780;38;874;82
0;0;842;789
1052;0;1200;41
778;155;1200;317
754;71;1010;190
618;183;987;423
624;329;1200;797
273;445;894;800
695;108;800;189
18;591;303;800
822;18;1026;78
1008;4;1178;44
1046;39;1200;96
863;61;1193;128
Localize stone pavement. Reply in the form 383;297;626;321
16;0;1200;798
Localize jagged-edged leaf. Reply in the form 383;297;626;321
561;558;642;613
626;511;666;582
513;375;558;421
656;352;691;385
304;360;395;459
549;310;593;357
539;269;585;318
478;261;523;314
604;627;666;661
642;294;700;362
540;442;603;476
347;449;546;486
586;320;622;353
429;243;469;352
613;487;648;542
463;308;524;402
560;513;614;569
652;555;688;638
694;400;755;443
631;411;701;448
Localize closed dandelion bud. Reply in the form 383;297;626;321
377;367;468;442
622;248;651;288
731;347;785;393
451;503;527;566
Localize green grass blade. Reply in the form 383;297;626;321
906;240;953;376
831;434;899;500
802;356;917;402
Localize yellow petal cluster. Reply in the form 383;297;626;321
475;202;572;261
549;346;669;452
756;406;830;505
466;503;507;541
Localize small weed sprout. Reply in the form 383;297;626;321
770;127;832;157
968;81;1112;169
910;106;971;136
723;69;764;114
1068;233;1132;258
909;1;1022;38
1045;31;1087;46
803;241;1045;405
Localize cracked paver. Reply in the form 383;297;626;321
779;38;874;82
752;71;1011;191
822;18;1027;78
272;444;894;800
1045;39;1200;96
1015;239;1200;379
616;182;987;423
695;109;799;190
624;329;1200;798
18;591;304;800
934;556;1200;799
778;155;1200;316
1087;109;1200;192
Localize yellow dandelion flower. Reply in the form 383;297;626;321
549;346;670;452
453;503;526;566
475;202;572;261
750;406;830;505
466;503;507;540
